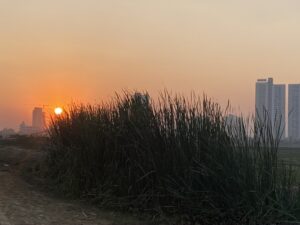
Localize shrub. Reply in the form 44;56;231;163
45;91;300;224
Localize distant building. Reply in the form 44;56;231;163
225;114;241;131
32;107;45;132
19;122;40;135
255;78;286;137
133;92;150;104
19;107;46;136
272;84;286;137
0;128;16;139
288;84;300;140
255;78;273;120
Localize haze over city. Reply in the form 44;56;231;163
2;0;300;129
4;1;300;225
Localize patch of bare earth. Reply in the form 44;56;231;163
0;146;151;225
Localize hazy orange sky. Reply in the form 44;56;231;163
2;0;300;129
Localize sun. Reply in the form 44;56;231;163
54;107;63;115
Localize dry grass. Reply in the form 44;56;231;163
44;91;300;225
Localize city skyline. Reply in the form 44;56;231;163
255;78;300;140
3;77;300;131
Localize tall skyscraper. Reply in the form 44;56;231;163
272;84;286;137
32;107;45;131
255;78;286;137
288;84;300;140
255;78;273;119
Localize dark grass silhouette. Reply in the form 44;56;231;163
44;91;300;225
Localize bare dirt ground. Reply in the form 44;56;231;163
0;146;150;225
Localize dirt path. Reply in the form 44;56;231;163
0;146;146;225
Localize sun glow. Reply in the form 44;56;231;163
54;107;63;115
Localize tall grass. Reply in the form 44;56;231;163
45;91;300;224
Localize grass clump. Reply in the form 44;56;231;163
45;91;300;224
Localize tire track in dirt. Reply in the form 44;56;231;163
0;169;136;225
0;147;146;225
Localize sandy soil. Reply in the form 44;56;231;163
0;146;149;225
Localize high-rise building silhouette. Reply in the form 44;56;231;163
255;78;273;119
19;107;46;135
255;78;286;137
288;84;300;140
272;84;286;137
32;107;45;131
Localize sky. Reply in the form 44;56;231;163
1;0;300;129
